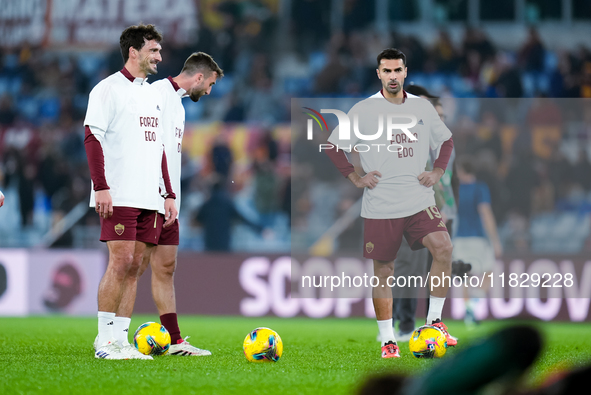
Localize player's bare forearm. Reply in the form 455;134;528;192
95;190;113;219
478;203;503;257
347;170;382;189
418;168;444;188
163;198;178;228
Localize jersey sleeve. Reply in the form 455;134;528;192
427;103;452;151
160;149;176;199
325;144;355;177
432;138;454;171
477;182;492;205
84;82;113;131
84;125;109;191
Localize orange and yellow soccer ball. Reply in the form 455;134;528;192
243;327;283;362
409;325;447;359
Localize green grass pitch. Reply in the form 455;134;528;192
1;316;590;394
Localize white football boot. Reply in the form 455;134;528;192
167;336;212;356
119;343;153;360
95;339;127;360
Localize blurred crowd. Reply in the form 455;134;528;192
1;0;591;252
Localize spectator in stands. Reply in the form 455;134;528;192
431;30;458;73
196;180;262;251
519;27;545;72
252;131;279;227
505;150;539;219
0;95;16;126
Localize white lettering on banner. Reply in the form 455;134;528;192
489;260;524;319
0;0;41;20
300;258;334;318
270;257;299;318
239;257;271;316
79;0;102;20
525;259;562;321
333;258;364;317
123;0;140;20
0;0;46;47
0;0;198;47
52;0;78;20
106;0;118;19
239;256;374;318
561;260;591;321
239;256;590;320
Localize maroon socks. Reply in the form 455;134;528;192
160;313;182;344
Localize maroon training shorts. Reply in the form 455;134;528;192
100;207;163;245
363;205;448;262
157;216;180;246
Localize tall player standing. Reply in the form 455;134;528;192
114;52;224;356
325;48;457;358
85;24;177;360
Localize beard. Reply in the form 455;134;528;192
189;89;206;102
384;81;401;95
140;56;158;75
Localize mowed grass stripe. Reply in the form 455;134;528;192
1;316;590;394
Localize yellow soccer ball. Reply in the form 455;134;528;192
133;322;171;355
409;325;447;359
243;327;283;362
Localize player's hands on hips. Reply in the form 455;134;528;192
95;190;113;218
350;170;382;189
418;168;444;188
163;198;177;228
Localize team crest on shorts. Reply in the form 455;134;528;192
114;223;125;236
366;241;374;254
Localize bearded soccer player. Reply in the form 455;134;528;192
85;24;177;360
325;48;457;358
114;52;224;356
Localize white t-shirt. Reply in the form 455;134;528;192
327;91;452;219
84;70;164;211
151;77;186;215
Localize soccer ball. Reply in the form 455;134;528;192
243;327;283;362
408;325;447;359
133;322;171;355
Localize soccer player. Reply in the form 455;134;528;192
0;189;4;207
326;48;457;358
454;155;502;325
114;52;224;356
85;24;177;360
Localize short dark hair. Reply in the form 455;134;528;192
406;84;440;106
377;48;406;68
181;52;224;79
119;24;163;64
457;155;475;175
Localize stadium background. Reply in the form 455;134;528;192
0;0;590;323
